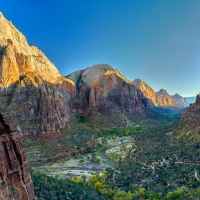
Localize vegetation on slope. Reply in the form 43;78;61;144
31;169;108;200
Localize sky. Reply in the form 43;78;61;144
0;0;200;96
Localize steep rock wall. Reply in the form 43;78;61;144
0;114;34;200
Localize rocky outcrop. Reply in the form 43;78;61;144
171;93;189;107
0;12;76;138
132;79;182;108
0;113;35;200
0;74;73;139
68;64;152;115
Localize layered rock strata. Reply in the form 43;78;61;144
0;114;34;200
68;64;152;115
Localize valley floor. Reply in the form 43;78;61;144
33;135;135;179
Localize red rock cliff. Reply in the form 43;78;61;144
0;114;35;200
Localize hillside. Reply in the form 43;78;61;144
104;94;200;198
176;94;200;134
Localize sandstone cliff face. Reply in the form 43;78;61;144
171;93;189;107
132;79;182;108
0;12;76;138
68;64;152;115
0;114;34;200
0;12;61;85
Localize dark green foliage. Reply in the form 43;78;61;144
31;169;108;200
98;127;147;137
107;122;200;197
23;118;98;166
11;186;17;196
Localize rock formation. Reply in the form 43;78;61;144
0;12;76;138
0;113;35;200
132;79;182;108
171;93;189;107
68;64;152;115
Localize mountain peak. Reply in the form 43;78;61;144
68;64;131;88
132;79;150;88
132;78;143;86
85;63;113;71
158;89;168;94
173;93;181;97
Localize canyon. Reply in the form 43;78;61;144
1;11;200;199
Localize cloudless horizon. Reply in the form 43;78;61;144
1;0;200;96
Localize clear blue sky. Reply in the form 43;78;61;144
1;0;200;96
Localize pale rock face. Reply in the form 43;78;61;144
81;64;131;87
67;70;84;86
0;41;19;86
0;12;61;84
0;12;31;55
132;79;182;108
81;64;113;87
